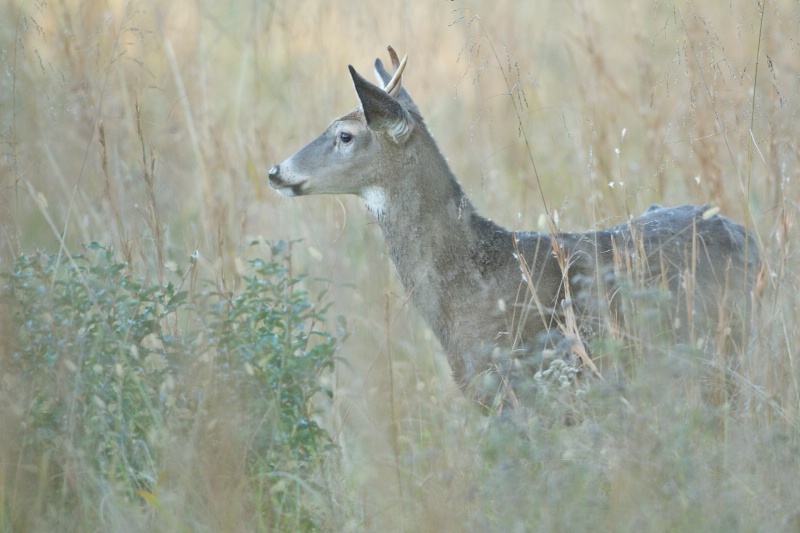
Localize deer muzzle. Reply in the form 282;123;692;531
268;165;306;197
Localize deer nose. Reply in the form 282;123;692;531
268;165;281;188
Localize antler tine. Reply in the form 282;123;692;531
387;45;400;71
384;49;408;97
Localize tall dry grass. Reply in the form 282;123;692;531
1;0;799;531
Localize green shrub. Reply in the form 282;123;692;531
2;243;178;495
0;241;338;530
201;241;336;468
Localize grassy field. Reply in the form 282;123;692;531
1;0;799;531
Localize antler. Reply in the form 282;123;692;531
387;45;401;71
383;45;408;97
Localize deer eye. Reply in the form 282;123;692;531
339;131;353;144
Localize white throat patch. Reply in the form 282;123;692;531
361;187;387;219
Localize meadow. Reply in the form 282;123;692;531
1;0;799;531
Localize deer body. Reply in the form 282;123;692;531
269;48;759;407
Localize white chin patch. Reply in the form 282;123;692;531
361;186;387;218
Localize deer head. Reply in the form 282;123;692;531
269;47;418;213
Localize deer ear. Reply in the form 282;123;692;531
350;65;414;144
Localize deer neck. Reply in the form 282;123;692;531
363;143;512;344
376;179;474;289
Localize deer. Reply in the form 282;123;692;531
268;47;760;409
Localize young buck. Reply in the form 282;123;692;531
269;47;760;408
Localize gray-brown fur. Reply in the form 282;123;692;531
268;48;759;407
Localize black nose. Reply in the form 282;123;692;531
268;165;284;189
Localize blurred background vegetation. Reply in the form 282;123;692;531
1;0;799;531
